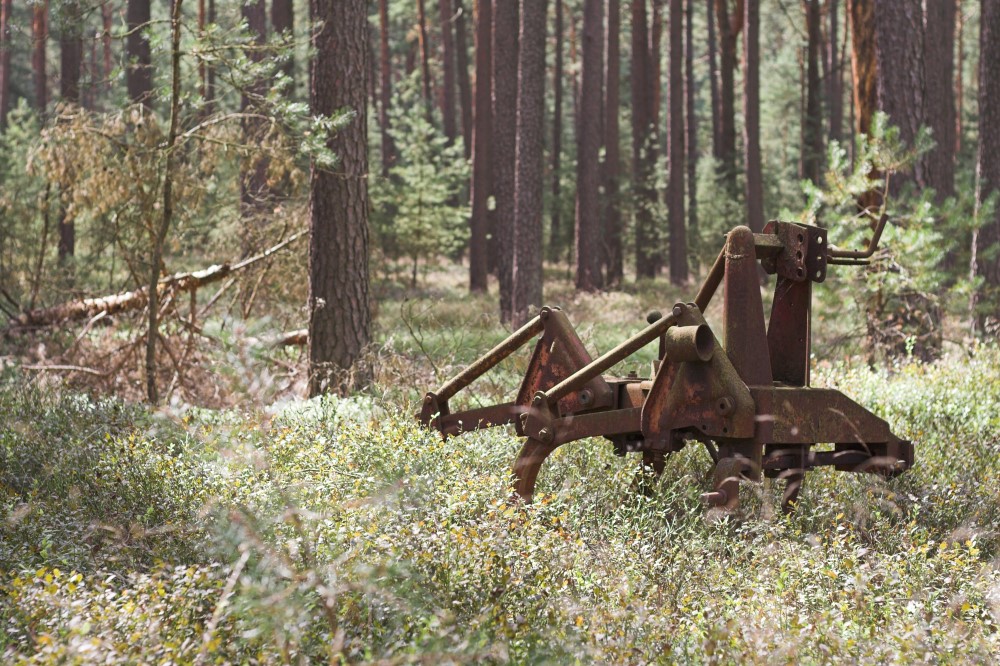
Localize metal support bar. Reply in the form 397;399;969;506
542;311;680;404
432;313;544;401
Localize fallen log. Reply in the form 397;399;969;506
7;232;305;330
271;328;308;347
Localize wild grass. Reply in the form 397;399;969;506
2;266;999;663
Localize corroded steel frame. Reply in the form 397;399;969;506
418;220;914;512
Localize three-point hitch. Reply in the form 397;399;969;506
418;219;913;512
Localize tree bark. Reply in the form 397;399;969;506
417;0;434;115
668;0;687;283
743;0;763;234
439;0;458;144
549;0;564;262
469;0;492;292
972;0;1000;333
847;0;880;215
685;0;698;253
512;0;547;326
240;0;269;233
0;0;12;129
493;0;518;319
575;0;603;291
271;0;294;81
874;0;926;190
923;0;956;200
147;0;184;404
33;1;48;113
707;0;721;161
801;0;824;184
58;0;83;264
455;0;474;158
378;0;395;176
101;3;113;95
714;0;743;191
826;0;843;143
956;0;964;154
603;0;623;285
126;0;152;107
651;0;663;151
632;0;659;278
308;0;372;395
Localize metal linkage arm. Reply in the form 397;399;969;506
541;309;681;406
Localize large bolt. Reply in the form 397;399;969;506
538;428;553;444
672;304;684;317
716;396;734;415
579;389;593;405
532;395;543;406
646;310;663;324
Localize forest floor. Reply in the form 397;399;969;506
2;265;999;663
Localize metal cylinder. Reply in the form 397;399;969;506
663;324;714;363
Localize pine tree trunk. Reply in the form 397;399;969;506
632;0;659;279
971;0;1000;333
126;0;152;106
603;0;623;285
549;0;564;263
651;0;663;153
417;0;434;115
378;0;396;176
955;0;963;155
707;0;721;161
685;0;698;252
33;1;48;113
802;0;824;184
668;0;687;283
468;0;492;292
455;0;474;158
240;0;269;236
439;0;458;144
512;0;547;326
714;0;742;192
923;0;956;200
271;0;294;80
101;3;113;95
58;1;82;264
493;0;518;319
848;0;879;215
874;0;925;190
0;0;12;129
826;0;843;143
575;0;604;291
308;0;372;395
743;0;764;234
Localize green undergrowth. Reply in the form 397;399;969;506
2;347;1000;663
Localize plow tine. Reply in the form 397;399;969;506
511;438;558;502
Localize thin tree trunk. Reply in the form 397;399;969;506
802;0;824;183
714;0;743;192
126;0;153;107
308;0;372;395
512;0;547;326
923;0;956;199
848;0;879;216
147;0;184;404
575;0;603;291
271;0;294;81
417;0;434;116
0;0;11;129
685;0;699;253
707;0;721;161
743;0;764;234
668;0;687;283
240;0;269;237
379;0;395;176
455;0;473;158
58;0;82;264
971;0;1000;333
549;0;564;263
102;3;113;94
33;1;48;114
604;0;623;285
493;0;518;319
633;0;659;279
439;0;458;144
651;0;663;152
469;0;492;292
826;0;842;143
874;0;925;191
956;0;964;154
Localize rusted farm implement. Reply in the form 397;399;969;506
418;219;913;512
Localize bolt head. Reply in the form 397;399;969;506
538;428;553;443
672;304;684;317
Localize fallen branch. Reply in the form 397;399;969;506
272;328;308;347
21;364;107;376
7;231;305;330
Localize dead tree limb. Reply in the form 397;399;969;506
7;231;304;331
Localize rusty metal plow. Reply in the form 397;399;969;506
419;220;914;513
